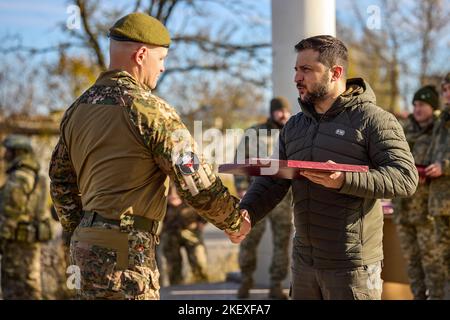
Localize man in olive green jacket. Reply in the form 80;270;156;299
236;35;418;300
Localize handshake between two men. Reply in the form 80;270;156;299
224;160;346;244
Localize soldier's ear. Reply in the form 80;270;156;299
134;46;148;66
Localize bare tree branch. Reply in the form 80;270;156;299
76;0;107;70
162;0;178;24
158;62;228;83
0;43;74;55
133;0;142;12
172;35;270;51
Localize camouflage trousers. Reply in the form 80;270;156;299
70;221;160;300
396;219;446;299
239;199;293;284
1;241;42;299
434;216;450;278
161;228;208;285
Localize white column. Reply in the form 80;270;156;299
252;0;336;290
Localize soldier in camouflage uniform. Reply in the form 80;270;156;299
49;13;248;300
393;85;446;299
0;135;51;299
425;73;450;285
235;97;293;300
39;206;75;299
161;184;208;285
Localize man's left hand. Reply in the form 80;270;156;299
425;162;443;178
300;160;345;189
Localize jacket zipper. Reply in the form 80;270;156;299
308;118;321;264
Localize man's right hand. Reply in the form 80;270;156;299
225;209;251;244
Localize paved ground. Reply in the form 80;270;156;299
160;223;290;300
161;281;289;300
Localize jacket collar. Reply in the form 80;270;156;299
298;78;376;122
95;69;152;91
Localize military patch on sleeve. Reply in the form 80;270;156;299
176;152;200;175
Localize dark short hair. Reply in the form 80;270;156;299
295;35;348;74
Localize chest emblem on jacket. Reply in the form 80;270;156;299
335;129;346;136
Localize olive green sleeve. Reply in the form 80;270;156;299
49;138;82;233
127;94;242;232
339;111;418;199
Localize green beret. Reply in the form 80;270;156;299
109;12;171;48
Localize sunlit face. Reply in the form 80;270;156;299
142;47;168;89
294;49;331;105
271;109;291;126
442;83;450;105
413;100;434;124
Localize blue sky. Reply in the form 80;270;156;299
0;0;271;50
0;0;68;47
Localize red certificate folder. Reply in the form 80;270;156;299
416;164;428;184
219;158;369;179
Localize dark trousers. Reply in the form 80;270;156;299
291;261;383;300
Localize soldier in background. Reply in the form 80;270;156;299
0;135;52;299
234;97;293;300
39;206;74;299
425;73;450;290
393;85;446;299
161;184;208;285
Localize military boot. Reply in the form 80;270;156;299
237;277;253;299
268;283;288;300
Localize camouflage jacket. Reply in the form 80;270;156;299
234;118;292;207
234;118;283;192
393;115;435;224
49;70;242;233
0;153;42;240
426;105;450;216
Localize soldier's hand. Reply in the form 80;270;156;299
225;209;251;244
300;160;345;189
425;162;443;178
